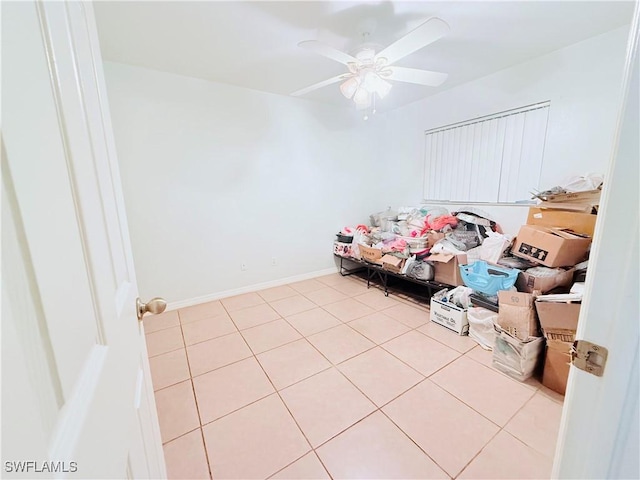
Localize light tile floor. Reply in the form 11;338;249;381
145;273;564;480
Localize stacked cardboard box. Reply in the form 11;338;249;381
535;300;581;395
506;198;595;390
533;188;601;214
492;290;544;381
509;203;598;295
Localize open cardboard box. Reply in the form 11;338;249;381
516;267;575;294
527;207;597;237
429;252;467;286
512;225;591;267
535;301;581;332
359;245;383;264
535;300;581;395
430;292;469;335
381;254;405;274
536;188;601;205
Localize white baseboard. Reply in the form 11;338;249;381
166;267;339;311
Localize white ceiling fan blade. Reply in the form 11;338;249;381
298;40;358;66
386;66;448;87
291;74;346;97
376;17;450;66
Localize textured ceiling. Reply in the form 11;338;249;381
94;1;634;111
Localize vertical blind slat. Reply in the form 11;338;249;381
424;135;433;199
424;104;549;203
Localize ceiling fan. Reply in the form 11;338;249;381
291;17;450;110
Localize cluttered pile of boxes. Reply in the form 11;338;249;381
333;182;601;395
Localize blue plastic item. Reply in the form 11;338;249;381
459;261;518;296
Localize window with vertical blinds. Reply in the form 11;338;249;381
423;102;550;203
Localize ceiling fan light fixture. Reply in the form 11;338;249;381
362;71;392;99
340;76;360;99
353;86;371;106
294;16;450;112
373;77;392;99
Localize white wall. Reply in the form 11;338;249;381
377;26;629;235
104;62;383;304
105;26;629;304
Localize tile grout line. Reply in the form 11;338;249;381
496;390;555;459
369;333;541;432
377;406;456;479
158;276;558;480
413;323;479;355
453;429;502;479
255;293;429;473
462;346;542;393
310;450;335;480
233;328;322;479
177;308;214;480
159;425;202;447
172;291;470;423
262;321;446;471
155;280;408;477
322;349;486;479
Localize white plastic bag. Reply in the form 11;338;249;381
467;307;498;350
562;173;604;192
351;229;368;260
479;231;513;264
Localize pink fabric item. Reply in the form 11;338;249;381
424;214;458;233
382;238;408;253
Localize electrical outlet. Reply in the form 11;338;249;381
271;257;277;266
241;262;247;271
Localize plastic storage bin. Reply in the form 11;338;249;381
459;261;518;296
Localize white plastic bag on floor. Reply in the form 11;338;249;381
468;307;498;350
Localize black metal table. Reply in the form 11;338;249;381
335;254;451;302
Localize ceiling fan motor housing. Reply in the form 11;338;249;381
353;45;380;65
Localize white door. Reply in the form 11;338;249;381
553;6;639;480
2;1;166;478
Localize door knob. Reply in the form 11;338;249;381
137;297;167;321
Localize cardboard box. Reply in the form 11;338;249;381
492;326;544;382
527;207;597;237
497;291;540;341
537;188;601;205
535;301;581;395
430;296;469;335
535;301;581;334
512;225;591;267
381;254;405;274
430;253;468;286
542;340;572;395
516;267;575;294
536;202;595;213
427;232;446;249
359;245;383;264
